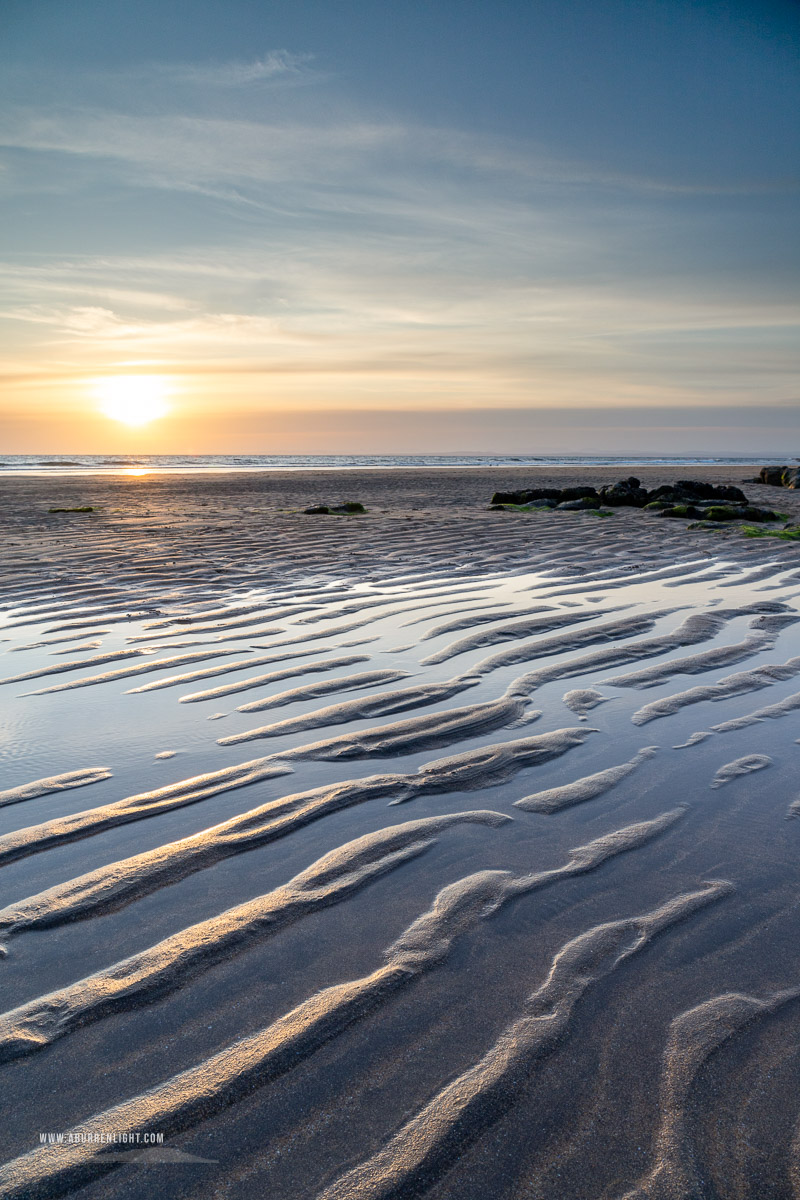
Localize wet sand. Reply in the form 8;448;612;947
2;466;800;1199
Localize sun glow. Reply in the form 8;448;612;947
95;376;171;426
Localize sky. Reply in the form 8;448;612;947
1;0;798;454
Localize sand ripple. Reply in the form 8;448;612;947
0;815;699;1199
3;479;800;1199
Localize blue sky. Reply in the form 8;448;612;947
1;0;798;452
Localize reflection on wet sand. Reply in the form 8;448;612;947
2;469;800;1199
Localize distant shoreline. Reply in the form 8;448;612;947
0;453;788;478
2;462;799;541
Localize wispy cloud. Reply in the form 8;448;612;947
160;50;316;88
0;53;797;430
3;104;796;201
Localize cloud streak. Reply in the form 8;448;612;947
159;50;316;88
2;104;797;200
0;50;797;446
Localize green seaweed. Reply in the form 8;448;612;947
335;501;367;514
740;525;800;541
48;506;95;513
302;501;367;515
490;503;613;517
490;503;550;513
661;505;698;519
703;505;742;521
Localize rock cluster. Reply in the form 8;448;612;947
302;501;367;515
489;485;601;511
490;477;780;523
759;466;800;488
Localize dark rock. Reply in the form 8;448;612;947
490;477;758;517
599;479;649;507
675;479;716;497
330;501;367;514
557;496;601;510
558;486;598;502
684;505;779;523
488;499;557;511
672;480;749;503
759;466;789;486
712;485;748;503
741;506;780;522
490;488;562;505
782;468;800;489
703;505;747;522
659;505;704;519
303;500;367;515
647;481;748;506
646;489;685;505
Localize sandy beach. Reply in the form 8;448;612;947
2;464;800;598
2;464;800;1200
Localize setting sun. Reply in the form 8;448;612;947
95;376;171;426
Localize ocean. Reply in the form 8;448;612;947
0;453;783;475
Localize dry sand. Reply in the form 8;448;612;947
2;465;800;1200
